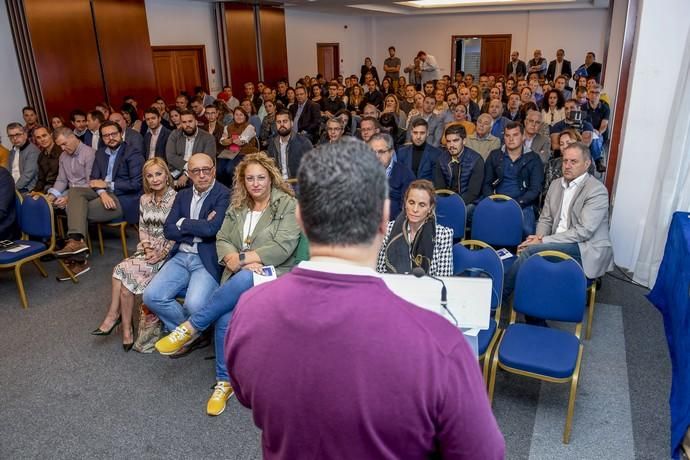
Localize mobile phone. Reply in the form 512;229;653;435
261;266;276;277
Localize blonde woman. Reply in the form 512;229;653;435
405;92;426;129
91;158;176;351
382;94;407;129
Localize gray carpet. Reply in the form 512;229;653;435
0;233;671;459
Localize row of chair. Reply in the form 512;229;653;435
453;240;589;444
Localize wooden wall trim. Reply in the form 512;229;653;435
605;0;639;193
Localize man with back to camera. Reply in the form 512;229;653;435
225;137;505;459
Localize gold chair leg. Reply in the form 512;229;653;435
14;264;28;309
56;217;64;238
97;224;105;255
57;259;78;283
586;284;596;340
119;224;128;258
32;259;48;277
563;345;584;444
488;346;501;404
86;231;93;252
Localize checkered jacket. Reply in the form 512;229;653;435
376;221;454;276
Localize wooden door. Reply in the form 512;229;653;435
225;3;259;92
152;46;208;104
259;6;289;86
317;43;339;81
480;36;511;78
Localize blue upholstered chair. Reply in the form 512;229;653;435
435;189;466;241
471;194;523;272
487;250;587;444
453;240;504;383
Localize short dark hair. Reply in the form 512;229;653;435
562;141;592;162
6;122;25;132
410;118;429;130
144;107;160;117
360;116;380;130
122;95;135;102
191;96;204;105
275;109;292;121
88;110;105;123
587;51;596;59
505;121;524;134
22;106;37;114
444;124;467;139
99;120;122;136
388;46;395;52
297;138;387;246
70;109;86;121
178;109;195;118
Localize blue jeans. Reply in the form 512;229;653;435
503;242;582;301
522;205;536;237
142;252;219;332
189;269;254;381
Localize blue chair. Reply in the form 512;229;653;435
0;194;59;308
14;190;23;232
453;240;504;383
487;250;587;444
471;194;523;247
435;189;466;241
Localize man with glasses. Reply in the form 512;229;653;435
368;133;414;218
523;109;551;163
6;122;40;193
143;153;230;358
267;110;312;180
581;84;610;172
55;121;143;266
166;110;217;188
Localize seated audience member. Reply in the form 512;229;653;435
267;110;312;180
523;109;552;163
397;118;442;180
361;103;380;121
358;116;381;143
190;97;208;129
109;112;145;156
335;109;357;137
321;117;345;144
143;107;171;160
70;110;88;142
6;122;40;193
244;82;262;110
166;110;217;188
259;100;278;149
204;104;224;153
542;89;566;126
382;94;407;129
433;88;449;116
121;103;143;134
405;92;425;126
196;86;216;107
22;106;39;142
154;152;299;416
465;113;501;160
274;80;289;106
445;102;475;132
369;133;414;218
175;94;190;112
399;84;417;114
378;113;406;149
549;99;598;160
225;140;504;458
0;166;18;240
83;110;105;150
347;84;365;114
377;178;453;276
458;86;481;122
143;153;230;361
257;86;275;121
217;85;240;110
581;84;610;172
487;99;511;141
55;121;144;263
322;82;346;117
218;107;259;187
543;129;583;201
289;86;321;144
554;75;572;100
406;95;444;147
503;142;613;310
50;116;65;131
483;122;544;235
311;83;324;110
92;158;176;350
168;108;183;131
31;126;61;193
47;128;96;211
433;124;484;207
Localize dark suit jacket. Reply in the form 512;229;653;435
396;143;442;180
505;60;527;78
388;162;415;219
289;101;322;143
267;133;313;179
143;126;172;160
91;141;144;224
124;128;145;157
163;181;230;281
82;131;106;151
546;59;573;82
0;167;18;240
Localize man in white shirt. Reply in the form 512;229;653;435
417;50;441;84
267;110;312;180
502;141;614;310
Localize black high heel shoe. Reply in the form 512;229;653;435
122;342;134;352
91;317;121;336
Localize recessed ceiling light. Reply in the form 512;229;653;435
397;0;574;7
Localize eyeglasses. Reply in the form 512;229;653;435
374;148;391;156
101;132;120;139
189;167;214;176
8;133;25;139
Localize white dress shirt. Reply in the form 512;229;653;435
177;181;215;253
148;126;161;159
556;173;588;234
10;147;21;181
279;136;289;179
90;130;100;150
184;130;198;163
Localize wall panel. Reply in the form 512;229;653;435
225;3;259;92
259;6;289;86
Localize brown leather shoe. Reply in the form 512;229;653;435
55;238;89;258
56;260;91;281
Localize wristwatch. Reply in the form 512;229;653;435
239;252;246;265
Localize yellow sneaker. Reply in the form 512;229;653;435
154;325;195;355
207;381;234;416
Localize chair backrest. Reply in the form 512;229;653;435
452;240;503;311
287;178;299;195
20;194;54;240
471;194;523;247
513;251;587;323
15;190;23;230
435;190;466;240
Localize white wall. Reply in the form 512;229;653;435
370;9;608;84
284;10;373;85
0;7;27;149
609;0;690;271
145;0;221;94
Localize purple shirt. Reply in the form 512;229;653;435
225;262;504;460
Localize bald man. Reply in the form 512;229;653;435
143;153;230;358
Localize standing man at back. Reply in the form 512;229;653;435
225;138;504;459
383;46;401;88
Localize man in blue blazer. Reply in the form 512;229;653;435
56;121;144;262
143;107;171;161
397;118;442;181
143;153;230;355
369;133;414;219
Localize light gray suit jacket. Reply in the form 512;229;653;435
537;173;614;279
529;133;551;164
165;128;217;172
8;143;40;192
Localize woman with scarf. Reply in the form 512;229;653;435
376;179;453;276
217;106;259;187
